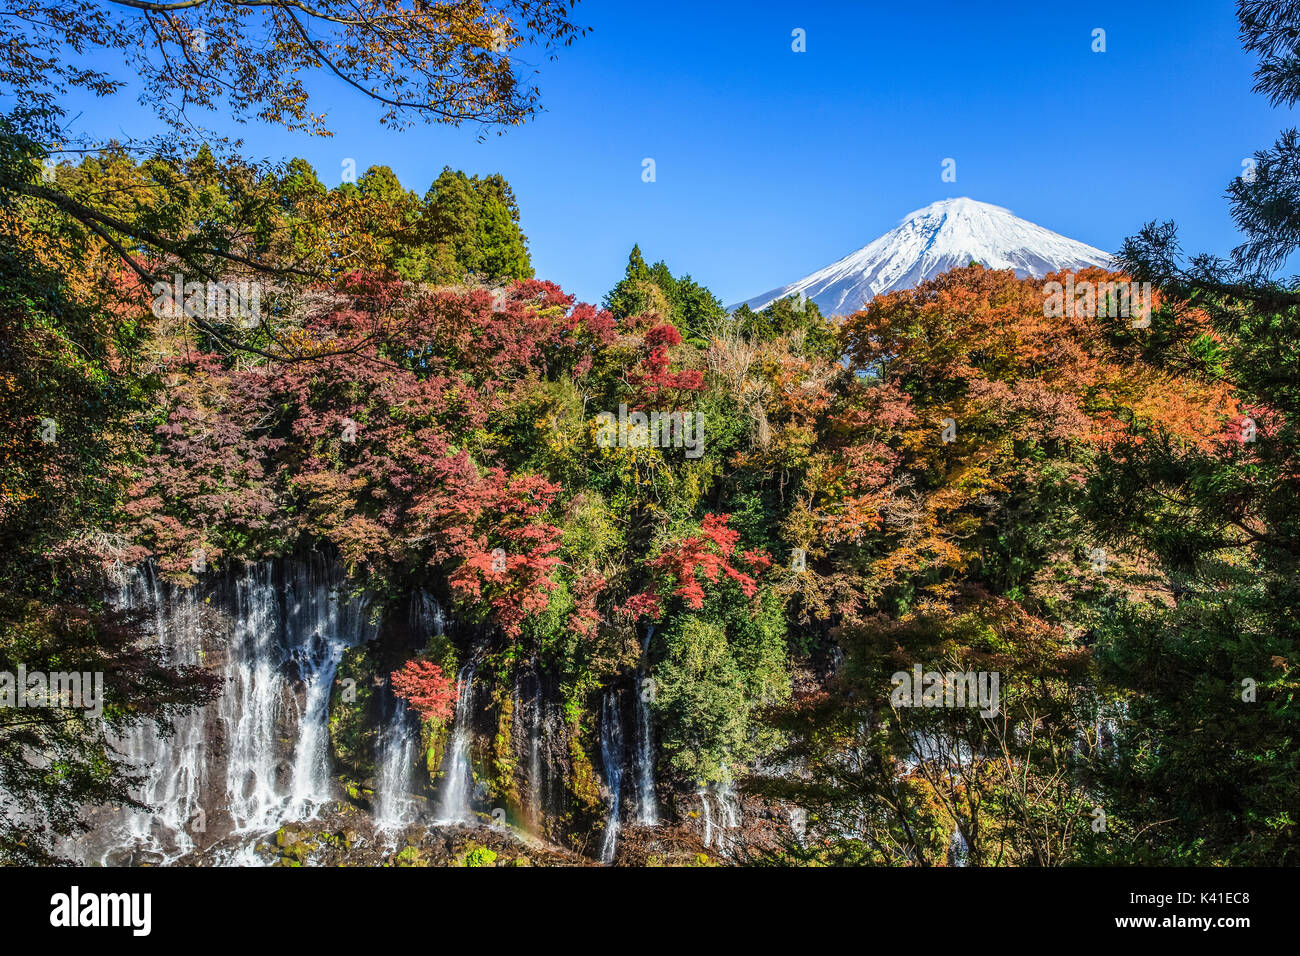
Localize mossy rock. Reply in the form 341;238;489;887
567;719;602;814
421;717;452;786
329;642;382;780
490;694;522;811
459;844;498;867
394;845;423;867
340;778;375;811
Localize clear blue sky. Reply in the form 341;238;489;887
53;0;1297;306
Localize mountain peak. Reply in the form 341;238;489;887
734;199;1113;316
903;196;1010;218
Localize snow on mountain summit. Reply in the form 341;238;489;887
733;197;1114;316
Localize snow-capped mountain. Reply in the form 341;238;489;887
733;197;1114;316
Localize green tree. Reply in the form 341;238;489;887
604;247;726;345
418;167;533;284
1087;0;1300;863
732;295;839;359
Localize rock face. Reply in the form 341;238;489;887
79;553;779;866
733;197;1114;316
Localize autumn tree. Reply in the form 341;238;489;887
3;0;587;142
0;1;584;359
0;198;220;864
391;659;457;723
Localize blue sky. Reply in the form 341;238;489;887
52;0;1296;306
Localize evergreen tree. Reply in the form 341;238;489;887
475;173;534;281
732;295;838;358
604;244;654;320
419;167;533;284
603;247;726;345
1089;0;1300;863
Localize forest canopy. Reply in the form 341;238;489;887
0;0;1297;868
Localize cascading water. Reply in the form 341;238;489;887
598;689;626;864
698;787;714;849
699;764;741;852
412;590;445;642
245;557;374;825
529;688;543;826
632;625;658;826
108;564;208;860
374;699;419;829
517;663;546;829
788;806;808;845
716;769;741;830
435;661;478;824
224;563;283;828
373;590;447;830
96;554;376;863
948;827;971;867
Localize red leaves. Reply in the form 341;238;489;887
390;659;457;722
625;513;769;617
419;467;566;640
629;321;706;408
619;591;662;622
567;570;607;639
644;323;682;348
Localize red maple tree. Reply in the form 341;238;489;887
390;659;458;722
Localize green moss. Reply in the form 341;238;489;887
395;845;423;867
420;716;452;786
461;845;498;867
566;711;602;813
329;642;380;780
490;692;521;813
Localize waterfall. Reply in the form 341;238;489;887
435;661;478;824
412;590;445;641
520;663;545;828
372;589;445;830
224;563;282;828
948;827;971;867
110;564;208;859
632;625;658;826
99;555;376;862
598;689;625;864
788;806;808;845
374;699;419;829
699;765;740;852
715;769;741;831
